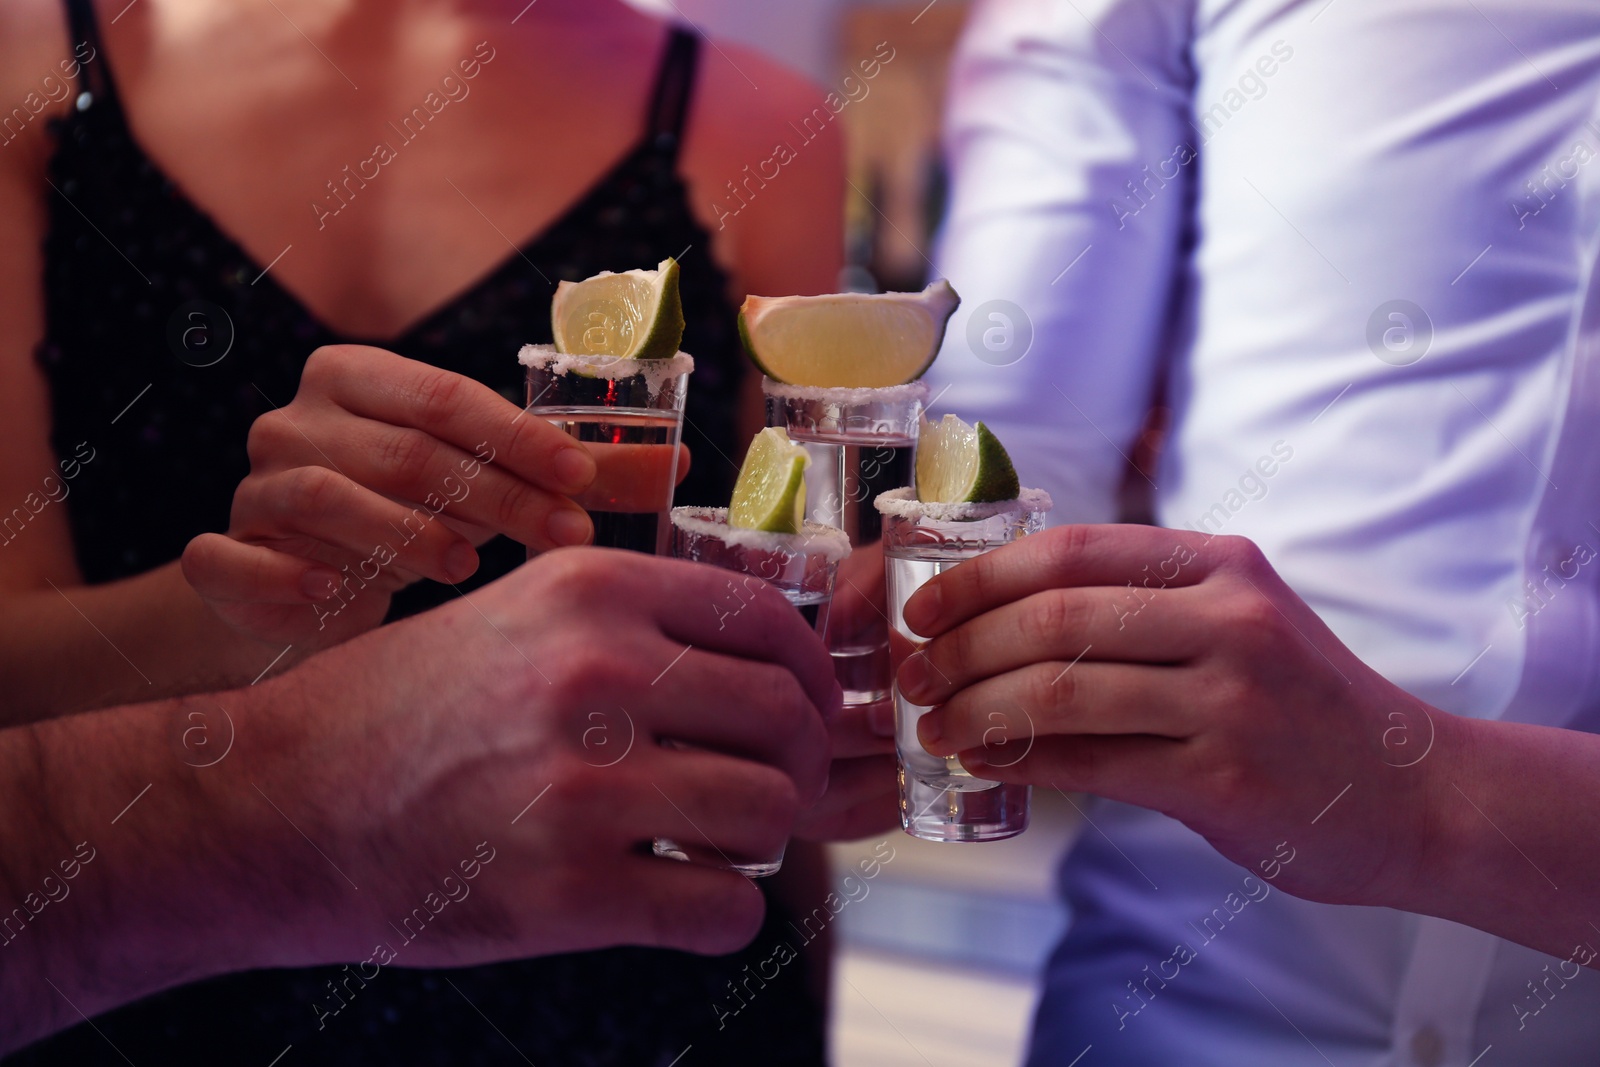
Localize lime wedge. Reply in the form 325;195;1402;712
916;414;1020;504
738;279;960;388
729;428;810;533
551;258;685;359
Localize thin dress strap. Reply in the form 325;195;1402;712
62;0;115;101
645;28;701;153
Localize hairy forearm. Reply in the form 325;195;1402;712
0;683;327;1054
0;562;299;724
1389;714;1600;964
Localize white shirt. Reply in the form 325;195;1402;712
931;1;1600;1063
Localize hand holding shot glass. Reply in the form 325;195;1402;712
520;258;692;555
879;414;1051;843
657;428;851;877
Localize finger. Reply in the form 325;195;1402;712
792;755;899;842
182;534;342;604
641;647;831;806
231;467;478;584
825;698;898;760
645;555;841;721
916;660;1194;761
904;524;1222;638
641;746;802;872
304;345;598;495
285;414;594;552
899;585;1207;706
610;852;765;954
581;444;692;512
955;734;1184;810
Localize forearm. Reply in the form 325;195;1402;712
1389;713;1600;964
0;684;330;1054
0;562;298;723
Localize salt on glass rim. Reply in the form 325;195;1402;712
872;485;1053;521
670;507;853;563
518;344;695;380
760;378;931;405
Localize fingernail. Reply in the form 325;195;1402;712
548;508;593;547
554;447;596;493
916;712;946;755
904;581;942;634
302;570;340;600
868;701;896;738
445;542;479;582
898;654;932;704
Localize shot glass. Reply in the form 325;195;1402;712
876;486;1053;842
763;379;929;707
655;506;851;877
519;345;693;555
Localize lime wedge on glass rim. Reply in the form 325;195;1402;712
551;257;685;359
916;414;1021;504
729;428;810;534
738;279;960;388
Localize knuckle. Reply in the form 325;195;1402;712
537;550;627;609
300;344;360;390
1039;659;1078;718
1223;588;1284;648
410;368;467;429
375;428;440;486
543;758;607;813
547;644;622;708
1213;534;1266;573
1020;590;1078;648
1038;525;1092;582
754;664;811;732
280;465;341;519
245;411;293;466
492;478;545;535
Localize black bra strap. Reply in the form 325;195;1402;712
645;28;701;149
62;0;114;100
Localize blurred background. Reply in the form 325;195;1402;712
628;3;1086;1063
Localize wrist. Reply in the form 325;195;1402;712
1379;704;1483;917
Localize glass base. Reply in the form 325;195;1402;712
898;767;1030;842
833;641;890;707
652;837;785;879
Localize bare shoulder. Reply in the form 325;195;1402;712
681;39;847;296
0;0;85;167
689;40;842;172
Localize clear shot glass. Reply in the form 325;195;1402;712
762;379;929;707
655;507;852;877
876;487;1053;843
520;345;692;556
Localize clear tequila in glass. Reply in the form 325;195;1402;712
877;486;1052;842
764;379;928;705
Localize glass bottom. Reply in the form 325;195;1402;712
833;640;890;706
899;767;1030;843
652;837;784;878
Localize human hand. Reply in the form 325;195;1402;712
239;547;835;963
181;344;685;650
894;525;1450;908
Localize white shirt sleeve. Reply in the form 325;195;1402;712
929;0;1197;523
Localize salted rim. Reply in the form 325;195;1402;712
670;507;853;563
518;344;695;379
760;378;931;405
872;485;1053;521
